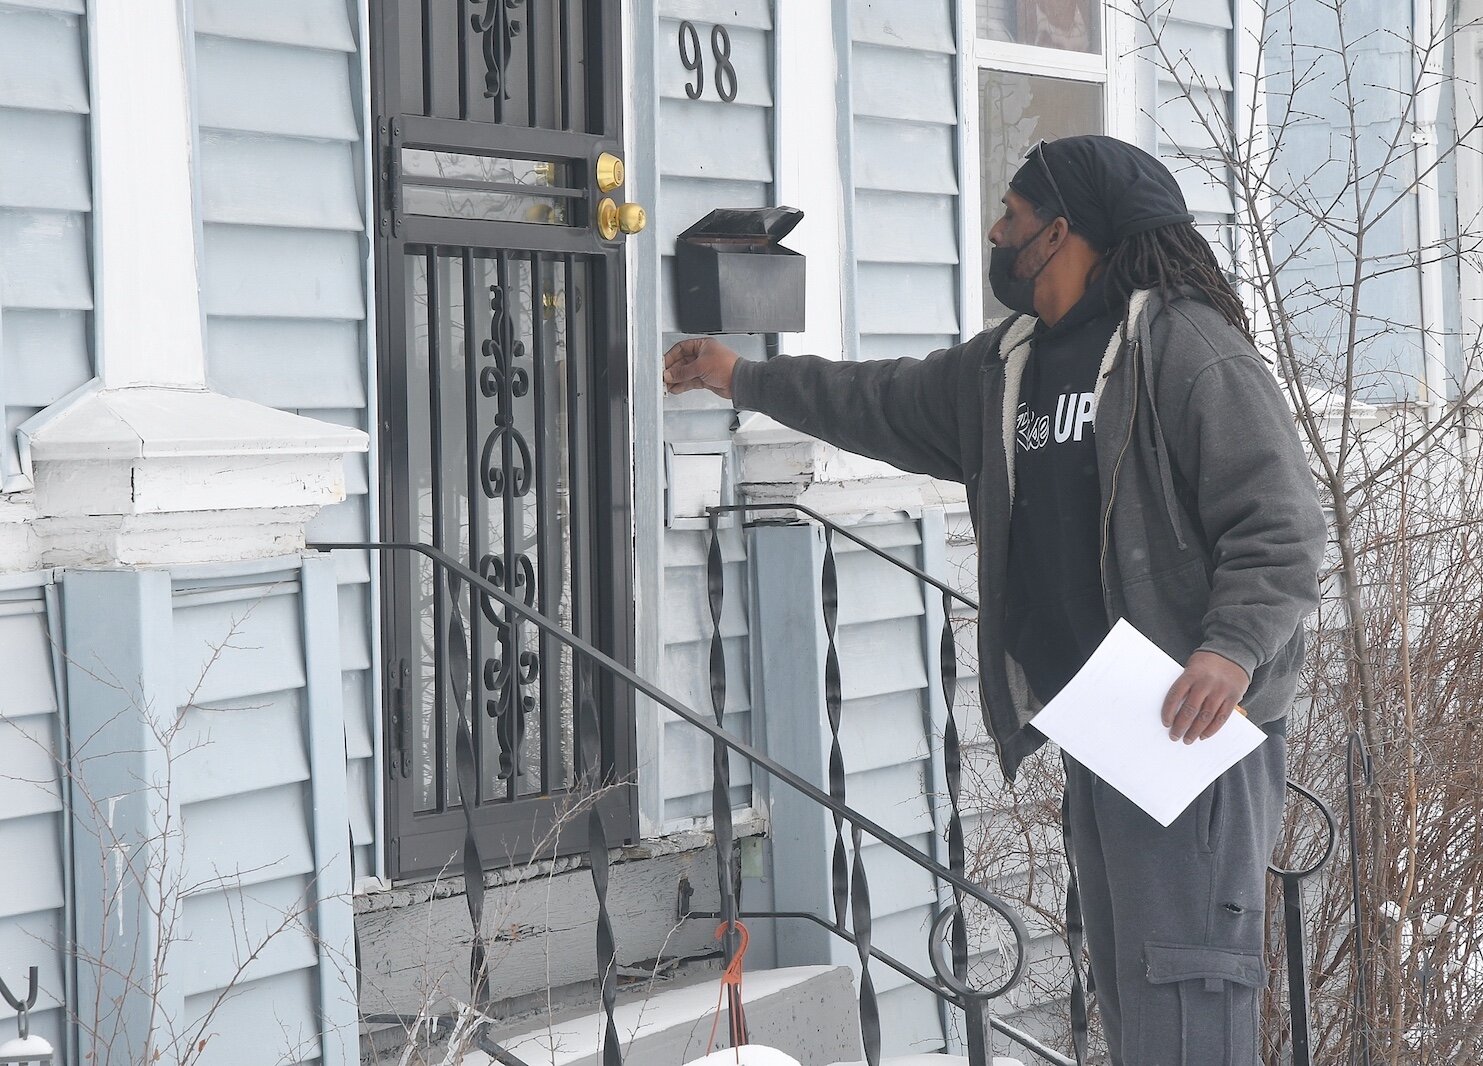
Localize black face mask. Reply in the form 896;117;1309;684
988;220;1057;316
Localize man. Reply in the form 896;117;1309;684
663;135;1325;1065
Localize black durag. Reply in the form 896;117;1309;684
1009;135;1194;249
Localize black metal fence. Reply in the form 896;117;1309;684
316;505;1335;1066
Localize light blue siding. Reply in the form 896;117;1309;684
830;519;952;1056
1154;2;1237;251
168;566;354;1065
849;0;961;361
657;0;775;821
194;4;378;880
656;0;776;419
660;525;754;822
0;1;93;474
0;579;67;1056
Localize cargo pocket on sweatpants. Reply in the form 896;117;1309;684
1140;942;1263;1065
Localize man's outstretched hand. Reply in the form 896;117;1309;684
663;338;741;399
1162;650;1250;743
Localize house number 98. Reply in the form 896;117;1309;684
678;21;739;103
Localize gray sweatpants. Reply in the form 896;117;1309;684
1063;734;1287;1065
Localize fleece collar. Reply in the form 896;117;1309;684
997;288;1153;500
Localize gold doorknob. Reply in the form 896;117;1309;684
596;152;625;192
618;202;647;234
597;198;648;240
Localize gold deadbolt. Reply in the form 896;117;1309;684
597;152;625;192
532;160;557;184
598;198;648;240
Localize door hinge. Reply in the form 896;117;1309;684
389;657;411;779
378;117;403;238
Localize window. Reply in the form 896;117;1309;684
969;0;1130;323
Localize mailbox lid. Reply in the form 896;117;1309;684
678;206;803;244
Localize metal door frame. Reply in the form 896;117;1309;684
369;0;637;881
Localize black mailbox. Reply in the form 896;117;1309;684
675;206;805;334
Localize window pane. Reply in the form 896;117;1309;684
979;71;1103;322
978;0;1101;54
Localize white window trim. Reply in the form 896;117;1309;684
1457;4;1483;403
957;0;1141;343
1232;0;1275;355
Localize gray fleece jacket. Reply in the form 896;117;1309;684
731;288;1326;781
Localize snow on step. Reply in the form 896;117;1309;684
477;965;862;1066
827;1057;1026;1066
684;1048;801;1065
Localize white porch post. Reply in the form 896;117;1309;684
15;0;367;571
92;0;206;390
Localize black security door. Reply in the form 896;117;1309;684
372;0;639;880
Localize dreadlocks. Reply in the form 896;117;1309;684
1103;221;1253;344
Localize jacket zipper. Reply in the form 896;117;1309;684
1100;340;1139;607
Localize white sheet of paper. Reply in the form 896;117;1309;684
1030;619;1267;827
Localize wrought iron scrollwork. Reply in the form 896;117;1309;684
478;279;539;781
470;0;527;100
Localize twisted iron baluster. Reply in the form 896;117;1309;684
939;590;988;1064
445;568;491;1008
1270;780;1338;1066
821;529;850;931
821;528;880;1064
850;825;881;1066
576;655;622;1066
706;513;746;1044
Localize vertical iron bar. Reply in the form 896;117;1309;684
821;529;849;931
1284;872;1312;1066
463;248;485;798
850;825;881;1066
557;0;571;130
566;0;588;134
940;590;988;1066
428;252;449;811
446;565;489;1007
498;251;519;800
526;0;540;128
457;0;470;119
532;254;561;790
421;0;435;119
564;254;590;780
578;654;622;1065
1347;732;1372;1066
706;512;746;1046
820;529;878;1064
492;1;505;125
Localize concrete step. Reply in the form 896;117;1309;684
476;965;864;1066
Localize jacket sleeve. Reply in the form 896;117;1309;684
1161;309;1327;677
730;342;980;484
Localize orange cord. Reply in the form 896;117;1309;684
704;920;751;1061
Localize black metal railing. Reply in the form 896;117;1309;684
316;517;1335;1066
704;500;1338;1066
314;538;1041;1065
701;503;1057;1065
